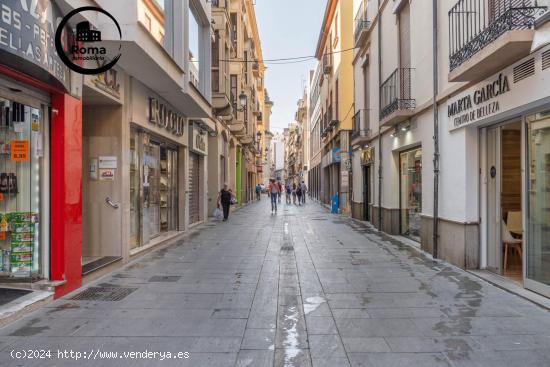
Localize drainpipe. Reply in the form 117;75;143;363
377;0;383;231
432;0;440;258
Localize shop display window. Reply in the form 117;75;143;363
129;127;178;249
400;148;422;242
0;99;43;279
527;110;550;287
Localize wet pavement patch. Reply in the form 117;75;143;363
148;276;181;282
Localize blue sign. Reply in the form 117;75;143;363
332;148;341;163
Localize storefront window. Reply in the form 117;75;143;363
400;148;422;242
527;110;550;287
0;99;43;279
130;129;140;249
130;127;179;249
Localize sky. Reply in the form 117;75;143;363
254;0;326;133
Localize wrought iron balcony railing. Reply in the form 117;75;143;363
449;0;547;71
380;68;415;120
211;0;228;8
354;0;370;45
322;53;333;75
352;109;371;140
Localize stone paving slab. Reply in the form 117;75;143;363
1;200;550;366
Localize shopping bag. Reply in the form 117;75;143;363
213;207;223;220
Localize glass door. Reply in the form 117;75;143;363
400;148;422;242
129;128;141;249
526;110;550;296
142;138;161;244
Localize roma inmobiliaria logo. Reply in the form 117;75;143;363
55;7;122;74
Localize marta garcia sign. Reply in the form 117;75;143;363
447;73;511;131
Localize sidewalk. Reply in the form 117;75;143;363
0;200;549;366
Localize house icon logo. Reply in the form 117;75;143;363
55;7;122;75
76;21;102;42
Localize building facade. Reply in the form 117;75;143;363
0;0;269;300
315;0;354;212
342;0;550;297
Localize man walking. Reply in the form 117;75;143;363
268;179;280;213
300;181;307;204
255;183;262;201
277;180;283;204
217;184;233;221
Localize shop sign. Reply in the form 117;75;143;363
332;148;342;163
88;69;122;100
148;98;185;137
98;156;117;169
10;140;29;162
0;0;70;90
361;147;375;165
189;124;208;155
447;73;511;131
99;169;115;181
341;170;349;190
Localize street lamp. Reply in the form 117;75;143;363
256;131;262;150
236;91;247;112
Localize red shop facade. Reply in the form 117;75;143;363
0;0;82;298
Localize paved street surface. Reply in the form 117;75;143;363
1;200;550;367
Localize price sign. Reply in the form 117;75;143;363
11;140;29;162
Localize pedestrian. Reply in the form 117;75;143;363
292;183;297;205
255;183;262;201
285;183;292;204
296;183;302;206
277;180;283;204
217;184;233;221
300;181;307;204
268;179;280;213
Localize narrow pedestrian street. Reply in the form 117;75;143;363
1;200;550;367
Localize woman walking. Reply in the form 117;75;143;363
292;183;297;205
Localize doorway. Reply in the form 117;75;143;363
486;121;523;282
400;147;422;242
362;165;370;221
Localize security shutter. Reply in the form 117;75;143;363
188;153;200;224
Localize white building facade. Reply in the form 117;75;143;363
348;0;550;297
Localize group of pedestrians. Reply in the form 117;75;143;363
217;179;309;221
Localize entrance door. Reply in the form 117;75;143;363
400;148;422;242
486;121;523;278
486;127;502;273
188;152;200;224
142;140;161;243
363;165;370;221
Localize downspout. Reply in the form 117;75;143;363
432;0;440;258
377;0;383;231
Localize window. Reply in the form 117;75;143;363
334;12;338;48
144;14;152;31
230;75;238;117
335;79;339;120
189;4;202;89
230;13;238;50
140;0;168;50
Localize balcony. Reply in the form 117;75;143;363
448;0;547;82
322;53;333;75
354;0;371;46
379;68;415;126
351;109;371;144
252;62;260;77
211;0;228;8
